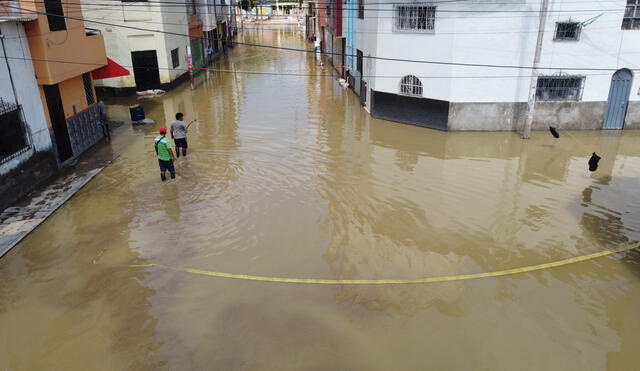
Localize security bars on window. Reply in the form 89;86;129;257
535;76;585;101
623;0;640;29
554;22;581;40
394;5;436;32
400;75;423;97
0;99;31;163
82;73;95;106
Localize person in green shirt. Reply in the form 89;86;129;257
154;127;177;181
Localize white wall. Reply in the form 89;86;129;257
356;0;640;104
203;0;217;32
84;0;191;88
0;22;53;175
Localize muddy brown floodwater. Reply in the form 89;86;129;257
2;26;640;370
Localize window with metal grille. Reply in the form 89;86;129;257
394;5;436;32
358;0;364;19
171;48;179;68
536;76;584;101
356;49;363;73
400;75;423;97
623;0;640;29
44;0;66;31
326;4;331;17
0;99;29;162
82;73;95;106
554;22;581;40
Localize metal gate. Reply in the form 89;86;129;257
603;69;633;130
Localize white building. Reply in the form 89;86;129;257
81;0;192;95
0;16;57;210
347;0;640;131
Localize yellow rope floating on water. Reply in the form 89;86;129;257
127;242;640;285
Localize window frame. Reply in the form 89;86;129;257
82;72;95;106
0;99;31;164
171;48;180;68
357;0;364;19
44;0;66;31
399;75;423;97
622;0;640;30
393;5;436;33
554;21;581;41
535;75;585;102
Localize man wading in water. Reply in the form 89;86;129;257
171;112;188;157
155;127;177;181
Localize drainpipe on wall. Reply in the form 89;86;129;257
522;0;550;139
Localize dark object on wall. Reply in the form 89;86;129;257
549;126;560;138
588;152;601;172
130;106;145;122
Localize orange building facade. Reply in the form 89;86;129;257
20;0;107;163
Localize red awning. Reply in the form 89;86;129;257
92;58;130;80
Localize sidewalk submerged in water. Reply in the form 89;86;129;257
0;121;141;258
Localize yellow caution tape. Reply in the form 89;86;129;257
127;242;640;285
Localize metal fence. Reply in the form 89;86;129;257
0;98;32;164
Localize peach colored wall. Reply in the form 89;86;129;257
37;75;96;126
59;75;93;119
22;0;106;85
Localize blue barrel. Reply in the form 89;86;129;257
129;106;145;121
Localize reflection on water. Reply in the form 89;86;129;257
1;25;640;370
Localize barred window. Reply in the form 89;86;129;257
82;73;95;106
0;99;29;163
394;5;436;32
623;0;640;30
554;22;581;40
358;0;364;19
536;76;584;101
171;48;179;68
400;75;423;97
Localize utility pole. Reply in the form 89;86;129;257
522;0;550;139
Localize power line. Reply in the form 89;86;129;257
12;0;629;19
5;3;638;72
1;54;617;79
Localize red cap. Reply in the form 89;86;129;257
159;127;167;134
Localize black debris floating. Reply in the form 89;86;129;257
588;152;601;172
549;126;560;138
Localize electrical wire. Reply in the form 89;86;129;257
4;3;638;72
1;54;618;79
11;0;630;19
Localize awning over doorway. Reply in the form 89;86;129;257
92;58;130;80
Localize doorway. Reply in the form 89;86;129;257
43;84;73;162
603;69;633;130
131;50;161;91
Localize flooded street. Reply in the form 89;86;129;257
2;26;640;370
